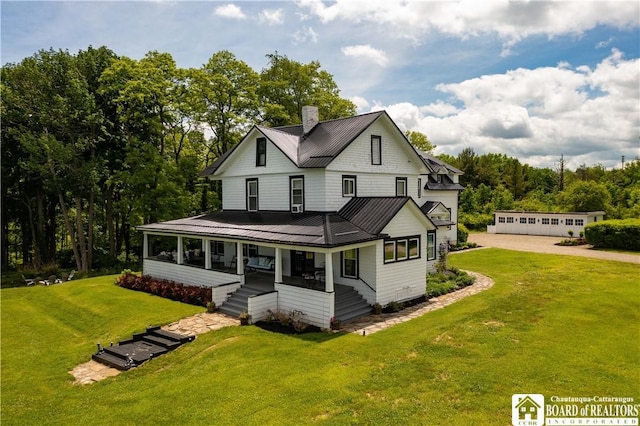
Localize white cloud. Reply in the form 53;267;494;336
341;44;388;67
374;51;640;169
292;26;318;44
213;4;246;20
351;96;370;111
297;0;639;52
259;9;284;26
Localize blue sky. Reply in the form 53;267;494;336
2;1;639;169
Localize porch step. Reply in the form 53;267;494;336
218;285;266;318
92;326;194;371
335;286;371;323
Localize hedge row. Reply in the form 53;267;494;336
584;219;640;251
117;273;212;307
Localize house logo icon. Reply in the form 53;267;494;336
512;394;544;426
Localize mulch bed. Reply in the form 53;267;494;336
254;321;322;335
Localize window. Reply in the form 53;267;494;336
212;240;224;255
396;239;408;261
385;235;422;263
384;241;396;263
342;175;356;197
342;248;358;279
507;217;514;223
520;217;527;224
566;218;574;226
427;231;436;261
408;238;420;259
551;218;559;225
575;219;584;226
246;179;258;212
371;135;381;165
542;218;550;225
290;176;304;212
498;217;506;223
396;177;407;197
528;217;536;224
256;138;266;166
243;244;258;257
417;178;422;198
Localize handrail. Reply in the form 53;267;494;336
358;277;376;294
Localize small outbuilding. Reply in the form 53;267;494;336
487;210;605;237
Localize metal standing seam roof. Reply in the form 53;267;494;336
137;197;433;248
200;111;386;175
424;174;465;191
420;201;456;227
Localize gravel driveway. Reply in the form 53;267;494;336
467;233;639;264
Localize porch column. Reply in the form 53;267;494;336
177;235;183;265
204;238;211;270
236;242;244;275
325;252;334;293
275;247;282;283
143;233;149;259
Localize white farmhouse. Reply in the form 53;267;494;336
137;107;463;328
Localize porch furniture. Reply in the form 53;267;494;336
211;254;225;269
246;256;275;271
22;275;35;286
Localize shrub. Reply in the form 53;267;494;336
585;219;640;251
457;223;469;244
387;300;404;312
426;268;476;298
116;272;211;307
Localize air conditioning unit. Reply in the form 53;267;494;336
292;204;303;213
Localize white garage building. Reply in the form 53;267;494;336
487;210;605;237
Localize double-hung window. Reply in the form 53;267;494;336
371;135;381;165
396;177;407;197
342;175;356;197
290;176;304;212
427;231;436;261
256;138;266;166
246;179;258;212
342;248;358;278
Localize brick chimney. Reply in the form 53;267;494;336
302;105;319;134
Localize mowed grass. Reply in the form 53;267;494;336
1;249;638;425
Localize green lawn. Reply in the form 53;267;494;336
2;249;638;425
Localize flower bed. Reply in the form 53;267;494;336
117;272;211;307
426;267;476;298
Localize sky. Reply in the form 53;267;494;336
2;1;639;170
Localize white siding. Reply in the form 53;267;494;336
421;190;459;243
333;245;377;304
247;291;278;323
274;283;334;329
376;207;429;305
143;259;242;287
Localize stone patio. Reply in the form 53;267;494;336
70;271;492;384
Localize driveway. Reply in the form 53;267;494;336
466;233;639;264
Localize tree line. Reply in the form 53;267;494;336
1;47;355;272
439;149;640;230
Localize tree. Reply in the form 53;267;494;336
258;52;355;126
558;180;612;212
405;130;436;153
191;51;260;160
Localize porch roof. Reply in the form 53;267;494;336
137;211;379;248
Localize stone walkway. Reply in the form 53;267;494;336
70;312;239;385
341;271;493;335
71;273;492;384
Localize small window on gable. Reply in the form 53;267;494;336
418;178;422;198
371;135;381;165
256;138;266;167
396;177;407;197
342;175;356;197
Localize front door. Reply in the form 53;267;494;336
291;250;315;277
